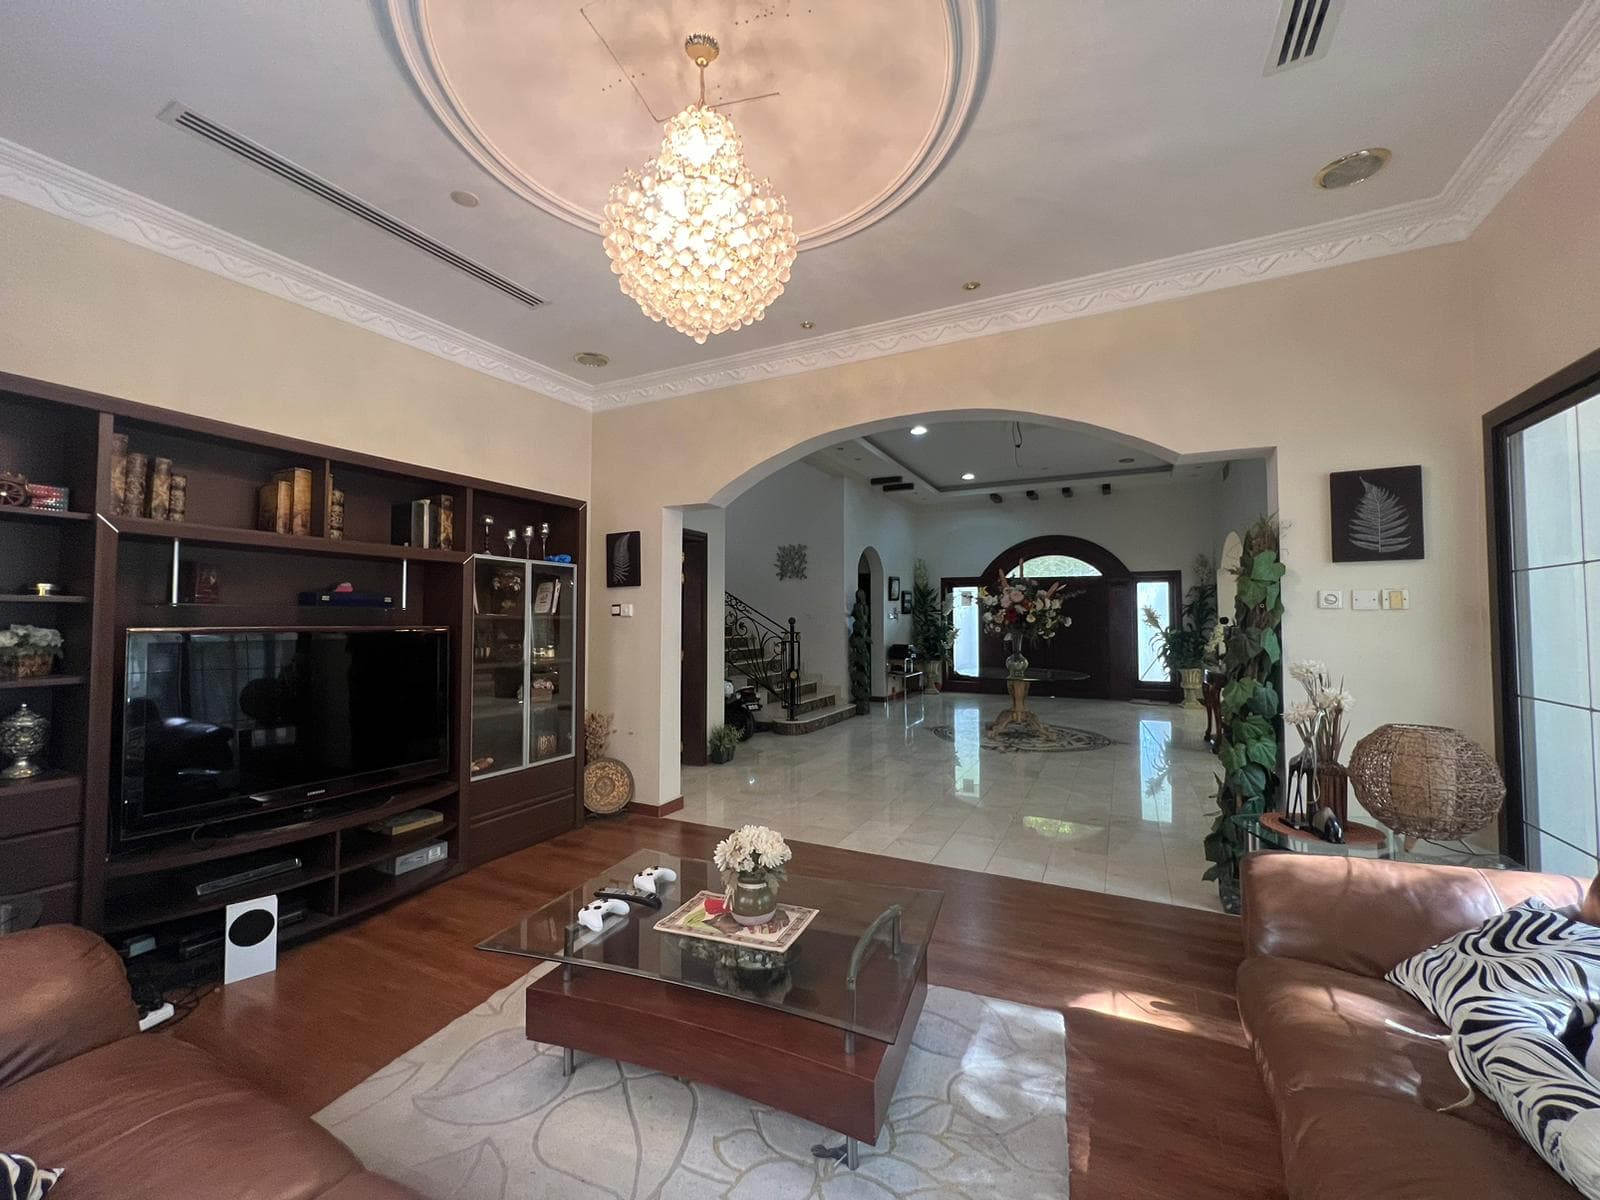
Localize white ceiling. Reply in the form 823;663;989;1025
0;1;1596;409
805;419;1226;503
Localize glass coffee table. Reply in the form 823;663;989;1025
1232;813;1520;869
480;849;943;1169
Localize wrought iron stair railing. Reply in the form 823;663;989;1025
724;591;801;721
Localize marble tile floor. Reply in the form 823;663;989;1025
675;691;1229;912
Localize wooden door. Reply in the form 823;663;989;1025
681;530;709;765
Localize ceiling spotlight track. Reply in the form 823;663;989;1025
601;35;797;343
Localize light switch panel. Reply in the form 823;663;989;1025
610;603;622;616
1317;590;1342;609
1351;589;1380;611
1381;588;1410;611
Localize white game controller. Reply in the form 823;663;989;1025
633;866;678;896
576;897;629;933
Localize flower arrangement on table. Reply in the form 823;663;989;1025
712;824;793;927
978;573;1072;674
1285;660;1355;820
0;625;63;681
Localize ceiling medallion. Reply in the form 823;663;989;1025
601;35;798;344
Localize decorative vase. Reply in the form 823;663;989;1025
1313;762;1349;824
1179;667;1204;710
730;870;780;926
0;704;49;780
1005;648;1029;679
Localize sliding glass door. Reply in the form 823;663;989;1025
1494;368;1600;872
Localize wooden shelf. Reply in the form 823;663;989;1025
105;862;339;934
0;771;82;802
0;593;89;604
106;778;458;878
0;507;91;523
112;515;469;564
339;859;454;915
339;821;456;873
0;675;84;691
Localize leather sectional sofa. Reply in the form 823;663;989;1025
0;925;418;1200
1238;851;1594;1199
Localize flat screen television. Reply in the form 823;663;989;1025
115;627;449;846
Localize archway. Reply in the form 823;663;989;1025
855;546;886;698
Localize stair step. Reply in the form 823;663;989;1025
790;690;839;716
755;703;858;736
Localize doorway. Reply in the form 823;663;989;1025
681;529;709;765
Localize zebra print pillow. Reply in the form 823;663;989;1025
0;1152;61;1200
1386;899;1600;1037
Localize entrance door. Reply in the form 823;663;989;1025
681;530;708;766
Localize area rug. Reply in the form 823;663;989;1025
315;964;1068;1199
928;722;1115;754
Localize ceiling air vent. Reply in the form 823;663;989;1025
158;102;544;309
1266;0;1339;73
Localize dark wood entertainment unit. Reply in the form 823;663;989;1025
0;369;586;962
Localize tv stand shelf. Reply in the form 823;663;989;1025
0;366;587;948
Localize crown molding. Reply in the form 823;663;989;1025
0;135;600;410
594;1;1600;410
0;0;1597;415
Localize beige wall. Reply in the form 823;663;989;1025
591;241;1494;805
0;196;590;500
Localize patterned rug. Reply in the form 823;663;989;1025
316;964;1068;1199
928;722;1115;754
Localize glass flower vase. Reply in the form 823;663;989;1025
1005;649;1029;679
730;870;780;926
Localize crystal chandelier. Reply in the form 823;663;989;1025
601;35;798;344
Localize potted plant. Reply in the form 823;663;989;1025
847;589;871;715
707;724;741;765
910;559;957;691
1142;561;1218;707
713;824;792;926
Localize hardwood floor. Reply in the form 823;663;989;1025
172;816;1286;1200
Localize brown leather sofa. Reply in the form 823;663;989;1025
1238;851;1597;1199
0;925;420;1200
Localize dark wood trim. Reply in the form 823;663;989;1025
1483;344;1600;864
978;533;1133;584
625;796;685;816
681;529;709;767
524;952;927;1144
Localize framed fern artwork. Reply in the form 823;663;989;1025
605;530;642;587
1330;466;1424;561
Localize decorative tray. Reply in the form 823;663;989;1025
655;890;818;953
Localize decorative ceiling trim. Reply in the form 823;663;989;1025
0;135;599;410
0;2;1595;415
386;0;989;250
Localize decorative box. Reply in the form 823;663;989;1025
24;484;69;511
0;649;56;681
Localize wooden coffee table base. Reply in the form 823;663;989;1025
525;955;928;1169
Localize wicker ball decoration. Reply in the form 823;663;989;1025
1348;724;1505;849
583;756;635;815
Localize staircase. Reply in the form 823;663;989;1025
724;592;856;736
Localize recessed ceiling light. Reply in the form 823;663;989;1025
910;425;929;436
450;189;481;207
1315;148;1391;190
961;281;981;291
1118;457;1135;464
961;472;976;481
800;320;815;330
573;351;610;368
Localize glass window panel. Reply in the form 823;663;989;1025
1135;579;1172;684
1010;555;1101;579
1534;828;1599;878
1579;396;1600;560
1515;564;1589;707
1510;408;1582;569
951;586;980;677
1520;699;1598;855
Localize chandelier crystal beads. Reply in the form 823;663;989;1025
601;36;798;343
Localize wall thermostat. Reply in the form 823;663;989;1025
1316;590;1342;610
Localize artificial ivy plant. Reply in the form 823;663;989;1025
848;589;872;714
1203;517;1285;912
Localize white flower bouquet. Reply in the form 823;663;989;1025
713;824;792;882
0;625;63;680
978;572;1073;649
1286;659;1353;766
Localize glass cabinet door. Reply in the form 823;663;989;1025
471;557;528;778
527;564;576;763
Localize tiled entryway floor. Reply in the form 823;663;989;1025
675;691;1227;912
